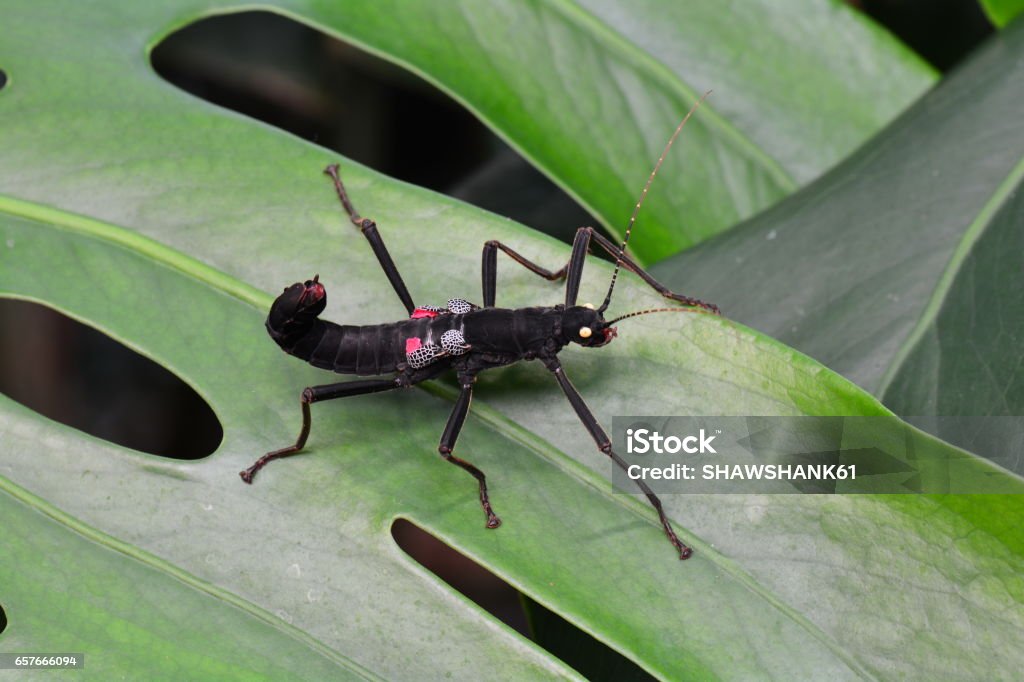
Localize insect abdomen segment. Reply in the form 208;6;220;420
277;317;467;375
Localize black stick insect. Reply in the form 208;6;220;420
241;96;720;559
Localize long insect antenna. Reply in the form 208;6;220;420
598;91;711;314
607;306;715;325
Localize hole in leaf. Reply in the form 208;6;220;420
0;69;7;90
0;603;6;633
149;10;599;245
392;519;654;681
856;0;991;72
0;299;222;459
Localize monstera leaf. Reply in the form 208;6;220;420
652;15;1024;474
980;0;1024;26
0;2;1020;681
2;1;932;266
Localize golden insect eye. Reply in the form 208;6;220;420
579;326;592;338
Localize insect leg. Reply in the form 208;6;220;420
482;226;715;312
542;356;693;559
480;226;592;307
240;377;402;483
582;228;719;313
481;241;567;307
324;164;416;315
438;377;501;528
563;227;595;308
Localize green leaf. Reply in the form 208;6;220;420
0;485;374;681
5;168;1023;679
978;0;1024;27
652;19;1024;470
293;0;937;260
0;1;934;263
1;2;1021;680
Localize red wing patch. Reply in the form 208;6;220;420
411;307;439;319
405;337;423;354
